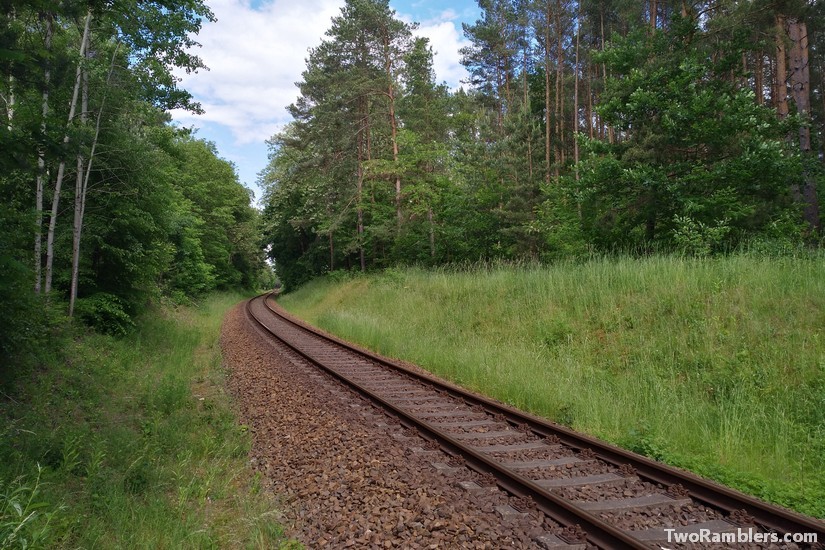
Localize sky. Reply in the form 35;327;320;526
169;0;481;203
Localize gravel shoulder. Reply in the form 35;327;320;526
220;303;564;549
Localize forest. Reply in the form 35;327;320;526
0;0;269;359
0;4;281;543
260;0;824;289
2;0;823;345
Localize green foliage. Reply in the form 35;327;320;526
107;0;216;113
0;203;61;366
173;139;258;289
0;1;265;342
0;254;42;361
166;210;216;295
533;179;591;260
571;18;803;252
672;215;731;256
621;428;825;519
74;293;135;337
260;0;511;282
261;1;823;277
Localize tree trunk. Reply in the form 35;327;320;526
554;1;563;180
821;70;825;135
787;18;820;231
821;69;825;159
4;8;14;130
556;0;566;174
70;43;118;317
574;9;580;180
523;46;533;180
500;5;512;116
544;0;552;183
70;154;84;316
69;54;90;317
381;32;402;231
357;158;366;272
600;8;614;144
45;10;91;295
646;212;656;243
774;14;789;118
5;78;12;131
496;57;504;131
503;58;512;115
357;96;367;272
427;207;435;259
35;12;53;294
788;19;811;149
587;63;594;139
329;232;334;271
650;0;658;30
741;52;748;89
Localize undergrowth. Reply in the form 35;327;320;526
0;293;299;549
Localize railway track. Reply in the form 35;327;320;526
246;293;825;549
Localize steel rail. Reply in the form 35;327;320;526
247;295;644;548
251;294;825;546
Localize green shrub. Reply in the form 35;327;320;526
0;256;53;364
672;215;731;256
325;269;354;284
74;293;135;337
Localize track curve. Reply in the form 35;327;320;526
246;293;825;549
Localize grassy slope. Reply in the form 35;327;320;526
279;256;825;519
0;293;297;549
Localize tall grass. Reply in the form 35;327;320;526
280;255;825;518
0;293;298;548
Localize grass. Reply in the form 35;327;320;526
279;255;825;519
0;292;299;549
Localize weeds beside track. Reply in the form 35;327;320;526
0;293;294;548
250;293;825;548
279;254;825;519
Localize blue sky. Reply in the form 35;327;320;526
171;0;481;204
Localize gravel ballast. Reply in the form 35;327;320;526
221;303;567;549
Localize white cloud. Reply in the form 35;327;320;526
172;0;345;144
415;19;471;89
395;8;471;90
171;0;471;147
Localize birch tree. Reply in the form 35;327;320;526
44;10;91;294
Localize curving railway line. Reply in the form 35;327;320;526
246;293;825;549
